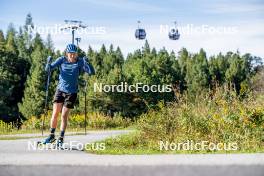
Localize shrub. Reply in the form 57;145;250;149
137;86;264;151
0;120;13;134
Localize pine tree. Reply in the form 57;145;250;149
186;49;210;95
225;52;254;93
87;45;94;58
100;44;107;56
0;30;5;51
23;13;34;49
18;34;48;119
115;46;124;67
45;34;54;52
208;53;229;86
142;40;150;55
0;51;17;120
17;27;29;59
0;49;29;121
5;23;18;55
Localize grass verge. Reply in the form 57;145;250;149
85;131;264;155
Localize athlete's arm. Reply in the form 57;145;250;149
45;57;64;72
82;56;95;75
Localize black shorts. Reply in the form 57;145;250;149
53;90;77;109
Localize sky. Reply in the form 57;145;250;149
0;0;264;58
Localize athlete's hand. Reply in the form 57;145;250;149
45;56;52;72
82;56;88;64
47;56;52;63
82;56;95;75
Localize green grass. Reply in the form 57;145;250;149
0;136;43;140
0;126;133;135
0;128;134;140
85;132;264;155
85;131;158;155
0;132;87;140
0;129;41;135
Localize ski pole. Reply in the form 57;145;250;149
42;56;52;136
84;75;88;135
83;56;94;136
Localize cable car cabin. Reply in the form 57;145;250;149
135;28;146;40
169;29;180;40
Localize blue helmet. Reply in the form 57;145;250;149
66;44;77;53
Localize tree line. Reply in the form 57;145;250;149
0;14;262;123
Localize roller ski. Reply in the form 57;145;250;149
37;134;57;149
56;137;64;148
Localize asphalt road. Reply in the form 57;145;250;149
0;130;263;176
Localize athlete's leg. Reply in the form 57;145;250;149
42;89;65;144
56;106;71;146
50;103;63;129
43;103;63;144
60;106;71;132
57;92;76;146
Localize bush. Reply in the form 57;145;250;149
0;120;13;134
137;86;264;152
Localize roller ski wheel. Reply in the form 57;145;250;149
37;134;56;149
56;137;64;149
